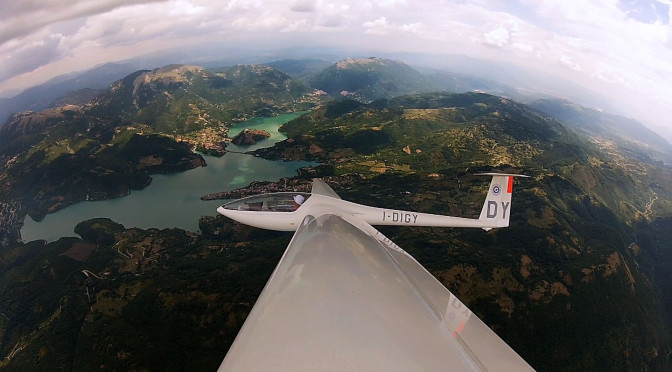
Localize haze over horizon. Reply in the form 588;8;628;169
2;0;671;142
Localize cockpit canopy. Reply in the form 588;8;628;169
221;192;312;212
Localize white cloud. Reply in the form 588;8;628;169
376;0;406;8
512;42;533;53
483;26;510;47
226;0;263;11
400;22;421;33
168;0;204;16
363;16;425;37
558;54;581;71
363;17;389;35
257;14;291;29
282;18;312;32
232;13;290;30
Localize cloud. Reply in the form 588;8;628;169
483;26;510;47
226;0;263;11
232;14;290;30
314;3;352;29
316;13;346;28
363;17;390;35
363;16;424;37
0;35;62;82
376;0;406;8
558;54;582;71
512;42;534;53
400;22;421;33
0;0;166;46
0;0;225;87
282;18;312;32
289;0;315;12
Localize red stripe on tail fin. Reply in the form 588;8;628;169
507;176;513;193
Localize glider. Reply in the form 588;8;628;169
216;174;533;371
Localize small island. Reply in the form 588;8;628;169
231;128;271;145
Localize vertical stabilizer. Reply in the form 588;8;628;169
311;179;342;199
476;173;528;230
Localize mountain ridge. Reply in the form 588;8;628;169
0;62;143;123
531;98;672;164
309;57;434;101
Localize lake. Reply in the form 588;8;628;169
21;112;313;242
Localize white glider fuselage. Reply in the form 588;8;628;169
216;174;525;231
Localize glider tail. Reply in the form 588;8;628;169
477;173;529;230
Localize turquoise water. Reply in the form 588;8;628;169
227;111;307;152
21;112;312;242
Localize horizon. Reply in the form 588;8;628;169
2;0;672;142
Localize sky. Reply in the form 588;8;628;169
1;0;671;141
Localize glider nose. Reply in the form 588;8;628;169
217;206;234;219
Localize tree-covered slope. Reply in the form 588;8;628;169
531;98;672;165
0;219;291;371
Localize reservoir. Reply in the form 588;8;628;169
21;112;313;243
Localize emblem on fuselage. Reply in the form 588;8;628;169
492;184;501;196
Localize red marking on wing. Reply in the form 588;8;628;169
507;176;513;193
452;321;466;338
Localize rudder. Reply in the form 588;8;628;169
477;173;528;229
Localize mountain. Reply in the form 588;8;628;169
262;58;333;80
309;57;434;101
0;61;671;371
89;64;312;130
46;88;106;108
304;56;544;106
0;63;142;124
380;51;624;115
531;98;672;164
